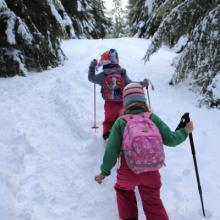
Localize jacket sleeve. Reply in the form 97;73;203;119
100;119;124;176
151;113;189;147
123;69;132;85
88;61;103;85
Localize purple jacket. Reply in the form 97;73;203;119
88;61;147;87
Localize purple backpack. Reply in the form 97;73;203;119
120;112;165;174
101;72;125;101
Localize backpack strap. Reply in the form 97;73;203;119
143;111;152;118
120;112;152;121
120;114;131;121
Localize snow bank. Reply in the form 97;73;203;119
0;38;219;220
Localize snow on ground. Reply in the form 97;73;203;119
0;37;220;220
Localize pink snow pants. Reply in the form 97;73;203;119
103;100;123;135
114;154;169;220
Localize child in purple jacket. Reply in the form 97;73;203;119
88;49;148;140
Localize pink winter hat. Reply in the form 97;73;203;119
123;83;146;107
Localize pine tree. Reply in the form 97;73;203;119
143;0;220;107
90;0;111;39
61;0;110;39
0;0;66;77
111;0;126;37
127;0;148;37
127;0;166;37
0;0;110;76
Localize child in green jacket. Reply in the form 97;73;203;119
95;83;193;220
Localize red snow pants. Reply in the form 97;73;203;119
114;154;169;220
103;100;123;136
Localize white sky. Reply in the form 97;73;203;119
104;0;128;10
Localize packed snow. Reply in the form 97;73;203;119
0;37;219;220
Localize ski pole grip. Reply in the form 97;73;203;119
176;112;190;130
184;113;196;154
183;112;190;123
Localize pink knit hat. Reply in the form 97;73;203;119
123;83;146;107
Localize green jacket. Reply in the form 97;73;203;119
100;111;188;176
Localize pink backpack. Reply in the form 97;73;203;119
101;72;125;101
120;112;165;174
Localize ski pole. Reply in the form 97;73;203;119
92;83;98;130
145;79;154;110
146;86;151;110
176;113;206;217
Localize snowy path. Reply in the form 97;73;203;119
0;38;220;220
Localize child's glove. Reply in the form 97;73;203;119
90;59;98;67
185;121;194;133
144;78;155;90
95;174;105;184
143;78;149;88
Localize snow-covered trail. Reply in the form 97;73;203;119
0;38;220;220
